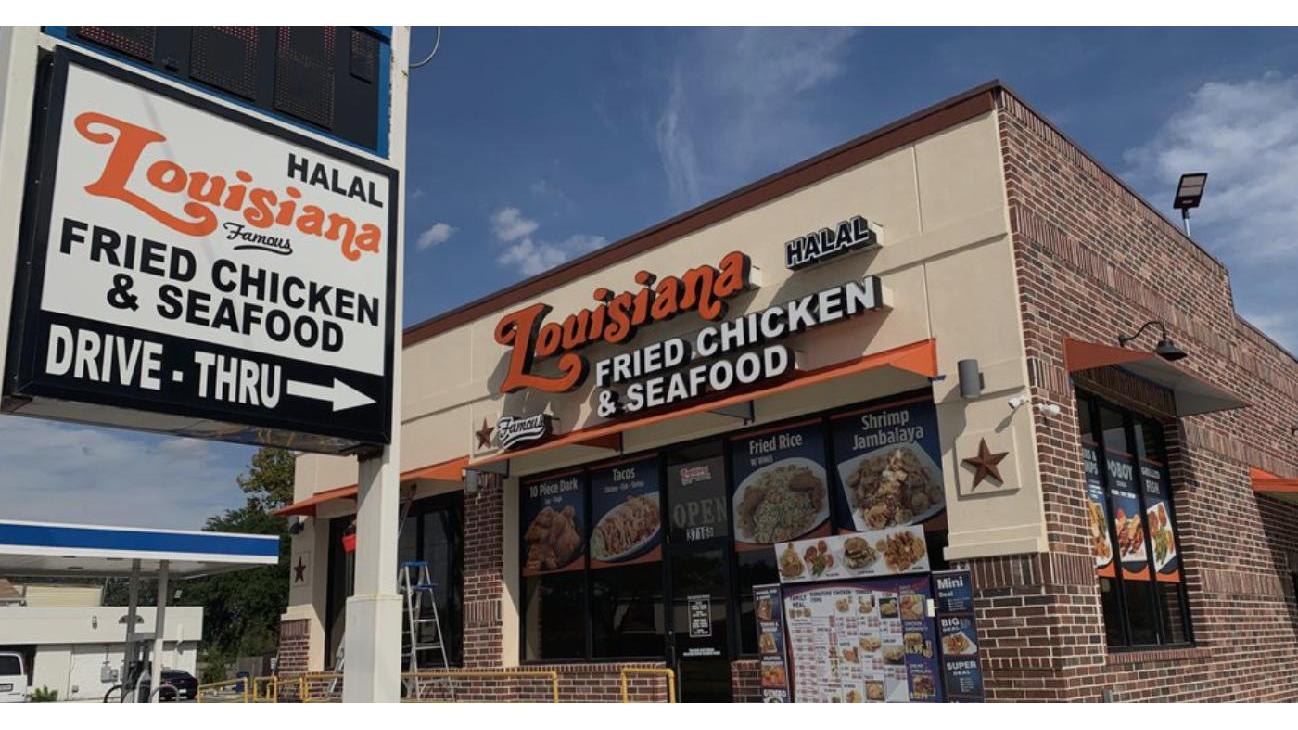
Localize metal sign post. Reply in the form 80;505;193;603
0;26;411;702
343;27;409;703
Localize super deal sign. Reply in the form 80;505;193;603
3;49;397;451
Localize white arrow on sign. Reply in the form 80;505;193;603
285;377;375;412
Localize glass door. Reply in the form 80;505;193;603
665;442;733;702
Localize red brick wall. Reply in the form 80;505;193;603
464;476;505;668
982;87;1298;702
276;618;311;676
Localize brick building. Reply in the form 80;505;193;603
276;81;1298;702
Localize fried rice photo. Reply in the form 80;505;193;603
736;462;827;542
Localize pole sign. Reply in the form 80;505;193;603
3;49;397;452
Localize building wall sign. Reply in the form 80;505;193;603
4;50;397;452
593;276;889;418
492;251;752;394
495;413;554;451
784;215;877;271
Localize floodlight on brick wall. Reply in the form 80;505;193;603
1173;172;1208;235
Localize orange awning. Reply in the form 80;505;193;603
1063;337;1249;417
1251;467;1298;506
275;483;357;518
405;455;471;482
274;455;472;517
472;338;937;468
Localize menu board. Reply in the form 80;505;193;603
775;525;930;584
830;398;945;532
519;472;585;577
730;421;831;550
1105;452;1149;580
589;456;663;569
1082;443;1115;577
667;455;729;544
1140;460;1181;582
753;583;790;702
782;576;940;702
933;569;985;702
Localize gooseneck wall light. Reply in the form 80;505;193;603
1117;320;1188;362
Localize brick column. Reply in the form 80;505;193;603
276;618;312;675
463;476;505;668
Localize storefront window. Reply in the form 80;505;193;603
520;472;589;661
325;517;355;667
325;493;466;668
517;390;950;666
589;457;665;659
413;492;465;666
1077;392;1192;649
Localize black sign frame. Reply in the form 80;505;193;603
3;47;398;452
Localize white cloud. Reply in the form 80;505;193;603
1124;72;1298;262
488;207;605;277
414;221;457;250
655;28;860;210
489;207;540;242
498;233;607;277
0;417;252;530
657;68;702;210
1124;73;1298;352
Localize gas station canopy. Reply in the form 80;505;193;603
0;519;280;578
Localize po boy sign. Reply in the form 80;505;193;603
3;50;397;452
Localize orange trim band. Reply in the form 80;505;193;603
472;339;938;469
1063;337;1155;373
1251;467;1298;495
275;455;472;517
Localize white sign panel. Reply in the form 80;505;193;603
4;50;397;451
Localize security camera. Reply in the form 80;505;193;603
1036;402;1062;417
1008;396;1027;410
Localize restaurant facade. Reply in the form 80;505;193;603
275;80;1298;702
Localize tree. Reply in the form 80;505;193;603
104;447;294;680
236;447;296;510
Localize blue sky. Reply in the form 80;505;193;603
6;27;1298;529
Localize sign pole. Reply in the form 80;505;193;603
149;560;169;703
343;27;409;703
0;27;39;397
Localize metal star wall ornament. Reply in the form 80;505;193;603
293;556;307;583
475;419;495;450
962;438;1008;490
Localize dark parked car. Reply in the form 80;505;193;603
136;669;198;701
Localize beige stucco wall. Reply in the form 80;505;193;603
289;109;1051;666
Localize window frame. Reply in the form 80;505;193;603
1075;389;1194;650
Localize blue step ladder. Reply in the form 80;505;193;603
400;560;453;700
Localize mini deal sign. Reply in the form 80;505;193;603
3;50;397;451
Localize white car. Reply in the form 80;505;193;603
0;652;28;703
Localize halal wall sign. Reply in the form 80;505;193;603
3;50;397;452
